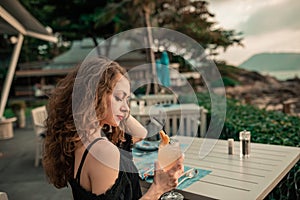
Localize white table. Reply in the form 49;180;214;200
171;136;300;200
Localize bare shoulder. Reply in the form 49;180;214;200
88;139;120;168
85;139;120;195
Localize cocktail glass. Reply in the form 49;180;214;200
158;139;184;200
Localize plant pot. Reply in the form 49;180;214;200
0;117;17;140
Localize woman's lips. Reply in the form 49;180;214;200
117;115;124;121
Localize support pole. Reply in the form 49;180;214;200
144;5;158;94
0;33;24;119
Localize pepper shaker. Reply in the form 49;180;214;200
239;130;251;158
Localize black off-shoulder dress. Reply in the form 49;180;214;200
69;134;142;200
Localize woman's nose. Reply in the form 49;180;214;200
121;101;129;113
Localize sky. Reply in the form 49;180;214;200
208;0;300;66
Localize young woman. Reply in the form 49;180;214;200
43;57;184;200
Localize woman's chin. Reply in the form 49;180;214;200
110;121;119;127
112;119;121;127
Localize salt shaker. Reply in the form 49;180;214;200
239;130;251;158
228;139;234;155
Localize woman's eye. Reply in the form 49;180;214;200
115;96;122;102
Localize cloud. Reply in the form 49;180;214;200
209;0;271;29
209;0;300;65
238;0;300;36
217;29;300;65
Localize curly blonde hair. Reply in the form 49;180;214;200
43;58;128;188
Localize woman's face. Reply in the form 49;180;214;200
102;74;130;127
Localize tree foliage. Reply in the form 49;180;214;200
98;0;244;55
154;0;243;54
19;0;243;61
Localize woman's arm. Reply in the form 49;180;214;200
87;140;120;195
125;115;147;143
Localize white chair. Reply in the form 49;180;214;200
0;192;8;200
140;94;177;106
31;106;47;167
153;106;207;137
199;106;208;137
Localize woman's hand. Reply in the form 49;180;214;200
153;155;184;193
140;155;184;200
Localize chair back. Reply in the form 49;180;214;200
130;103;207;137
31;106;47;136
31;105;47;167
156;108;200;137
141;94;177;106
0;192;8;200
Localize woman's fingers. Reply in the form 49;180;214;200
169;179;178;188
165;154;184;180
168;156;184;172
154;154;184;190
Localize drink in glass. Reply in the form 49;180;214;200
158;139;182;170
158;130;184;200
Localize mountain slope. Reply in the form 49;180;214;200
217;63;280;86
239;53;300;71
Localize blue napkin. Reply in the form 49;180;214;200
143;165;211;190
133;151;157;179
176;166;211;190
133;142;211;190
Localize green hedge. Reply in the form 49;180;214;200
194;93;300;147
4;99;48;119
180;92;300;200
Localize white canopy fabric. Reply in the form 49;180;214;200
0;0;57;42
0;0;57;119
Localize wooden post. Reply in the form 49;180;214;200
283;99;297;114
0;34;24;118
144;4;158;94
